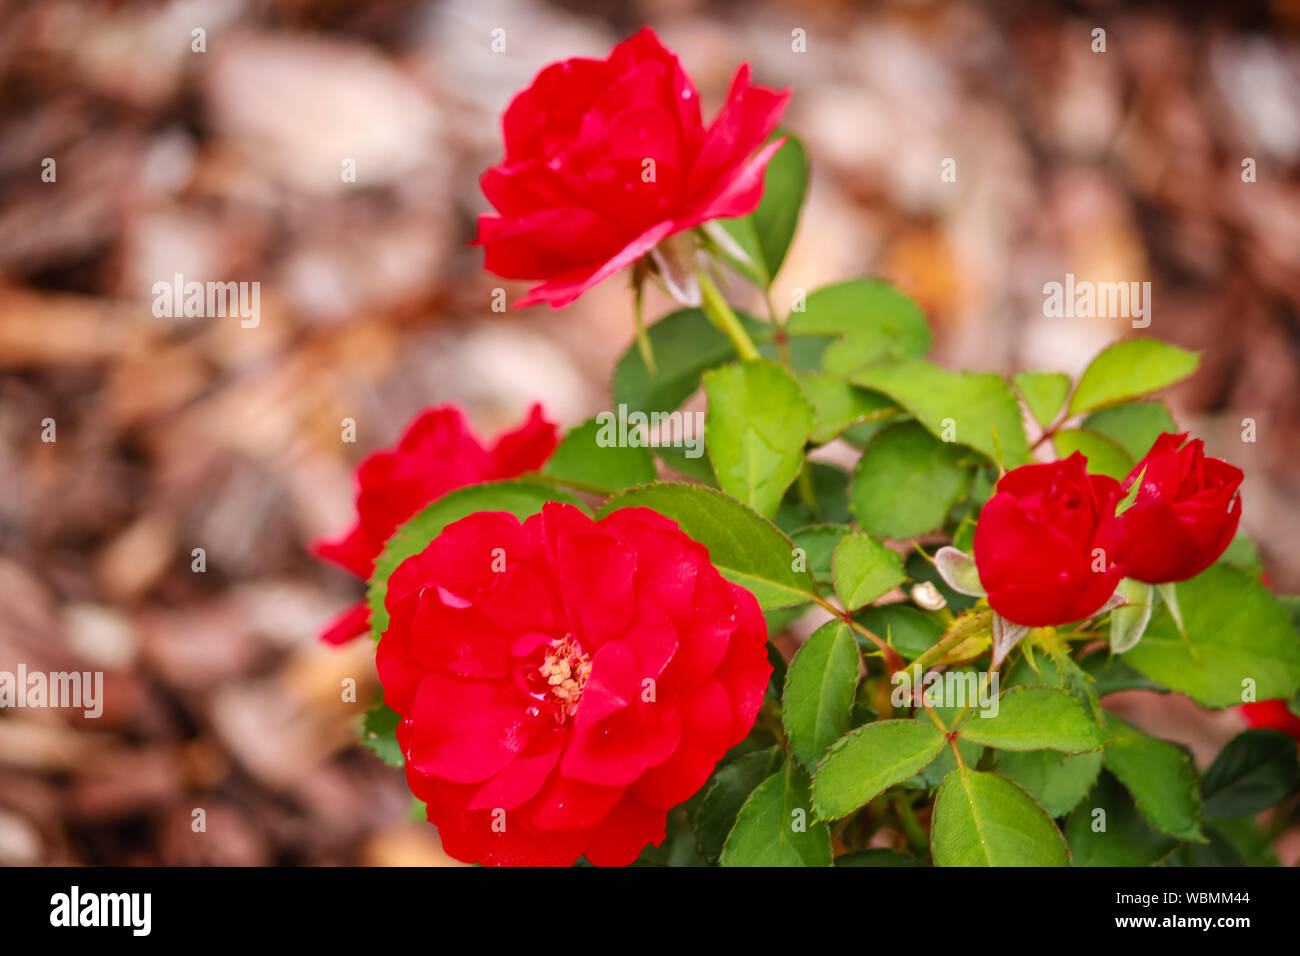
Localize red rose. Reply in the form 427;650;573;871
1112;432;1243;584
973;452;1124;627
475;27;789;308
312;404;557;645
376;502;771;866
1240;700;1300;743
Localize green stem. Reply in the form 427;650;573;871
633;279;656;375
698;268;760;361
796;462;821;520
893;794;929;854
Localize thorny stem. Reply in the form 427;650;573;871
808;593;890;658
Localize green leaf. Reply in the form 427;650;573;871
1081;401;1177;461
1068;340;1200;415
790;524;848;586
542;417;656;493
997;749;1103;818
367;480;584;639
361;700;404;768
812;720;947;820
775;462;851;530
694;746;785;864
716;134;807;284
856;604;944;660
720;763;832;867
852;359;1030;466
850;422;972;539
800;373;897;444
1065;771;1178;866
1052;428;1134;481
1200;729;1300;818
785;280;932;369
783;621;862;771
1013;371;1071;429
703;360;813;519
1102;714;1204;841
930;769;1069;866
1207;816;1280;867
832;532;905;610
1218;531;1263;577
612;307;768;415
1121;564;1300;708
598;483;817;609
955;686;1105;753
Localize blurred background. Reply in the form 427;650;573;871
1;0;1298;865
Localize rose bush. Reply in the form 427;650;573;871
312;403;556;644
329;27;1300;867
375;502;770;866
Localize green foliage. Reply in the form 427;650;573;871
850;422;972;538
543;417;656;493
1199;729;1300;818
1068;339;1200;415
1122;564;1300;708
599;483;817;609
720;763;832;867
955;686;1105;754
716;133;808;285
1066;772;1178;866
1102;714;1204;842
812;720;947;820
704;360;813;518
832;532;905;610
1013;371;1071;428
930;770;1069;866
852;359;1031;466
783;621;861;771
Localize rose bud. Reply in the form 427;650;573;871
973;452;1124;627
475;27;789;308
1113;432;1243;584
377;502;771;867
312;404;557;645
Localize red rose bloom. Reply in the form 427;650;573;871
475;27;789;308
376;502;771;866
1240;700;1300;743
1112;432;1243;584
973;452;1124;627
312;404;557;645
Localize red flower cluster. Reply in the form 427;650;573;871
312;404;557;644
475;27;789;308
974;433;1242;628
376;502;771;866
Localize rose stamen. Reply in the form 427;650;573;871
538;637;592;722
